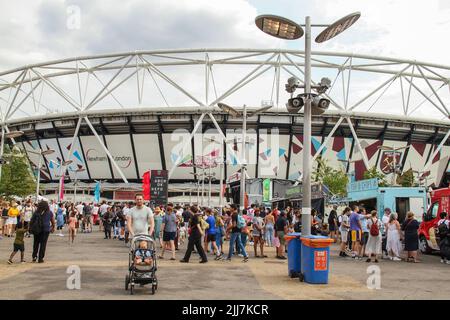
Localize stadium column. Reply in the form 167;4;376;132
157;115;166;171
127;116;141;180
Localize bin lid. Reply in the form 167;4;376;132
300;235;334;248
287;232;302;237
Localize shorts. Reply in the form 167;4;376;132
362;232;369;245
6;217;17;225
329;224;336;232
13;243;24;252
163;231;176;242
340;231;348;243
351;230;362;243
206;234;216;242
276;231;286;245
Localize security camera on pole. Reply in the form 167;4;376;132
256;12;361;237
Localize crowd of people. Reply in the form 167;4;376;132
1;196;450;266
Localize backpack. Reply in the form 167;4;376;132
199;217;209;231
237;215;246;229
438;221;449;238
83;205;92;215
370;218;380;237
30;211;43;235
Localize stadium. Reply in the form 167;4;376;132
1;48;449;202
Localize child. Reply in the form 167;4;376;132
68;212;77;244
134;241;153;266
7;222;27;264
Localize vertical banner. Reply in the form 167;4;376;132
59;176;65;201
150;170;168;205
142;171;151;201
263;178;271;202
94;181;101;204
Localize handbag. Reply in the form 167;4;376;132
273;236;280;248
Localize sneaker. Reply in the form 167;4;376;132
392;257;401;261
366;258;371;263
441;259;446;264
238;254;244;258
243;256;249;262
199;260;208;264
21;260;26;263
7;260;13;264
179;259;188;263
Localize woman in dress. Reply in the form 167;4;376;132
366;210;382;263
386;213;402;261
402;211;420;263
56;203;65;236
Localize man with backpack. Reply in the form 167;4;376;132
30;201;55;263
437;212;450;264
83;202;93;233
226;204;249;262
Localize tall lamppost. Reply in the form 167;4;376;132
255;12;361;236
27;148;55;201
0;130;24;181
218;103;272;212
378;145;410;186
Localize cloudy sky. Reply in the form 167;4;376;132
1;0;449;70
0;0;449;120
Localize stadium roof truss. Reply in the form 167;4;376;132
0;49;449;184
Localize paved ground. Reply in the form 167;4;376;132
0;228;449;300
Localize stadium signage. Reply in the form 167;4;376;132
347;178;378;193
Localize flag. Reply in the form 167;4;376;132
59;176;65;201
142;171;150;200
94;181;101;203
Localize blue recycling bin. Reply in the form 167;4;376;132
300;235;334;284
285;232;302;278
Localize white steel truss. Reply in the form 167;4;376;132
0;49;449;184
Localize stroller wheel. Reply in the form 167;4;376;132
151;285;156;295
125;275;130;291
130;284;134;295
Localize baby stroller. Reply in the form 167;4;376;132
125;234;158;295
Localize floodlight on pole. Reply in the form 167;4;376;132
256;11;361;236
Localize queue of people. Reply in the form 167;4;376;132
3;195;450;268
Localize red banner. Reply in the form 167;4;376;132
142;171;151;200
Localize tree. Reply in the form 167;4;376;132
313;158;348;196
363;166;388;187
0;145;36;198
396;168;415;187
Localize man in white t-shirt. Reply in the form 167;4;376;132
339;207;351;257
127;194;154;237
381;208;391;258
76;203;84;216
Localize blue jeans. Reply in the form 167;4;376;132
228;232;248;259
265;224;274;246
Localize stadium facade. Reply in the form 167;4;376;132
1;49;449;198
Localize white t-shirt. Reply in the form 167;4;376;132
382;214;390;234
92;206;99;215
99;204;109;215
129;206;154;235
123;207;131;217
339;214;350;232
76;204;84;215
